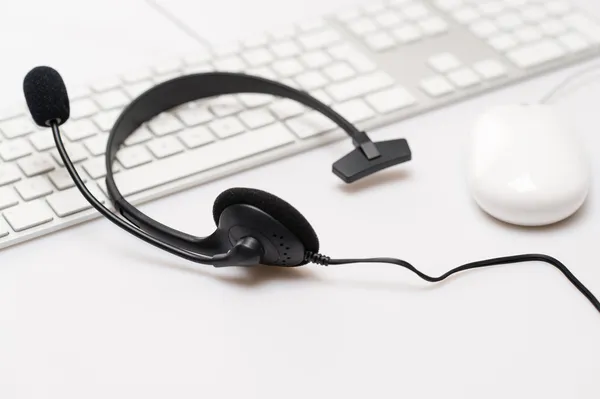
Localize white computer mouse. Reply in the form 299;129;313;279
468;104;590;226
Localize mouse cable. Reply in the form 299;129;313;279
540;61;600;104
305;253;600;314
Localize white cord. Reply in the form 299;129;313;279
540;61;600;104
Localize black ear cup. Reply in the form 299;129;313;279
213;187;320;253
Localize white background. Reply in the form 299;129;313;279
1;0;599;398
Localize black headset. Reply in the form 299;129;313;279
22;66;600;316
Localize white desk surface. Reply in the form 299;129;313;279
1;0;599;398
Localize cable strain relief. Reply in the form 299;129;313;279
304;252;331;266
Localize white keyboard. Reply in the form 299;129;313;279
1;0;599;250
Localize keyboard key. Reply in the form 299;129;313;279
298;28;341;49
374;11;403;27
124;127;153;146
91;76;122;92
0;117;35;139
473;59;507;80
558;32;590;52
153;58;183;75
68;86;92;100
117;145;153;169
470;19;499;38
496;13;524;30
94;89;130;110
70;98;99;119
364;31;396;51
344;52;377;73
175;105;213;127
488;33;518;51
0;164;22;186
15;175;54;201
0;220;7;237
323;62;356;82
333;99;375;123
348;18;378;36
300;51;332;69
269;99;305;120
105;123;294;197
507;40;566;68
365;87;416;113
447;68;481;88
46;186;93;217
0;187;19;210
17;153;55;177
210;95;245;117
420;75;454;97
522;5;547;22
239;109;276;129
48;166;87;190
247;66;278;80
242;47;274;66
326;72;394;102
0;105;24;122
83;133;109;156
147;136;185;159
121;66;153;83
453;7;479;24
124;80;154;98
428;52;461;72
63;119;98;141
539;19;568;36
0;139;33;161
238;94;273;108
546;1;571;16
209;116;246;138
311;89;333;106
285;111;336;138
213;55;246;71
93;110;122;132
434;0;463;11
479;1;505;16
392;25;422;43
51;142;89;166
269;40;302;58
3;200;54;232
564;14;600;43
403;3;430;20
147;113;184;136
29;130;56;151
243;32;269;48
363;2;386;15
82;157;120;180
272;58;305;77
514;26;543;43
153;71;181;84
177;126;215;149
295;71;329;90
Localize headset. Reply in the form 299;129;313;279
22;66;600;316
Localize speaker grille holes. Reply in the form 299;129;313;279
272;234;277;238
287;257;291;260
280;243;283;246
286;246;290;250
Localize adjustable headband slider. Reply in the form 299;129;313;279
332;131;412;184
352;131;381;160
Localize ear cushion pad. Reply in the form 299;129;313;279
213;188;319;253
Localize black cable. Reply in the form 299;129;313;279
306;252;600;314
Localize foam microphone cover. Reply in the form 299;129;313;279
23;66;70;127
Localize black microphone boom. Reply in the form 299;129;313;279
22;66;257;266
23;66;70;127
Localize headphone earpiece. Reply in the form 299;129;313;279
213;188;319;266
